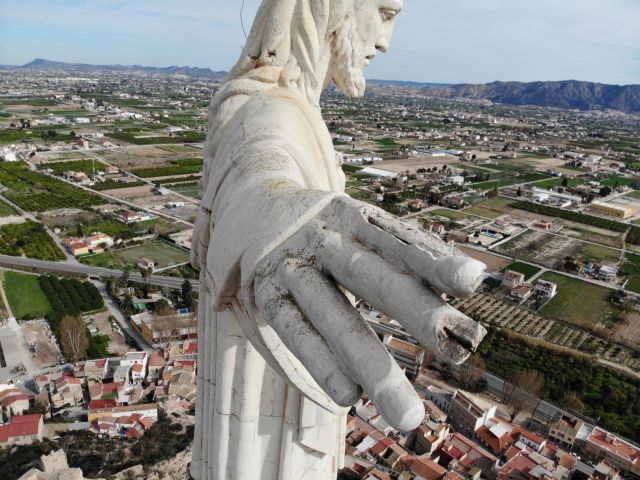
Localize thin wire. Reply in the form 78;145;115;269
240;0;248;40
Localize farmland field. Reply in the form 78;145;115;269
0;201;17;217
0;220;66;261
0;162;102;212
2;271;52;319
539;272;620;328
167;182;200;198
464;196;514;218
79;240;190;270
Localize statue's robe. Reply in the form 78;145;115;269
191;67;349;480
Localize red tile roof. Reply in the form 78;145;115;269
0;414;42;439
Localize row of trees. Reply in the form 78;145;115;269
479;328;640;442
38;275;103;328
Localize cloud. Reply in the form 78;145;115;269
0;0;638;84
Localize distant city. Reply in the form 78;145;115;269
0;60;639;480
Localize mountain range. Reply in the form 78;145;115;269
11;58;227;80
6;59;640;113
371;79;640;113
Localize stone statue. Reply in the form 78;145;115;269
190;1;487;478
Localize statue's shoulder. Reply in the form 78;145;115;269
240;87;320;128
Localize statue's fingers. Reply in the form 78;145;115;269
315;229;486;365
328;197;486;297
280;260;424;432
254;275;362;407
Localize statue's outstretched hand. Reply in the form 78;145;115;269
252;195;487;431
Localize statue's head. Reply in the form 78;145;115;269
226;0;402;102
328;0;402;97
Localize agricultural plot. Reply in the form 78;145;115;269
538;272;621;329
0;220;66;261
557;222;624;249
0;162;102;212
464;196;514;219
2;271;52;319
80;240;190;270
454;292;638;371
37;159;107;175
168;182;200;198
107;130;205;145
621;254;640;294
131;158;203;178
531;177;585;189
468;179;514;189
0;201;17;217
495;229;621;270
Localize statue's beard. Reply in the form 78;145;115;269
329;15;367;98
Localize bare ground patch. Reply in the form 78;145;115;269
21;319;62;368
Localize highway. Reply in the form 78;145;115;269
0;254;199;293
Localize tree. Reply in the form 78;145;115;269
562;391;585;412
60;314;88;362
119;265;131;288
502;369;545;421
457;355;486;391
561;177;569;187
600;185;612;197
181;277;194;310
76;223;84;237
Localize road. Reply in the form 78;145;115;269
90;279;153;353
0;254;199;293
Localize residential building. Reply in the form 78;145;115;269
598;266;618;282
447;390;497;438
534;280;557;298
383;334;425;379
0;414;43;446
414;421;450;456
70;242;90;256
548;414;584;450
583;427;640;478
590;461;621;480
131;310;197;347
86;232;114;248
424;385;452;413
440;432;498;479
475;417;522;455
510;285;533;301
503;270;525;289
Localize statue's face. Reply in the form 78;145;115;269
330;0;403;98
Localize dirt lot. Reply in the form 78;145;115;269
496;230;576;269
457;245;511;272
93;310;130;355
102;184;155;199
101;146;198;170
21;320;62;368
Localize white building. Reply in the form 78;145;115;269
72;117;91;124
534;280;557;298
442;176;465;186
599;265;618;282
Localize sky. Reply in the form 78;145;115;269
1;0;639;85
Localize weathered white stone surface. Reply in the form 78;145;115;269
191;1;487;479
18;449;101;480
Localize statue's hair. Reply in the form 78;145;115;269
201;0;363;193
